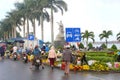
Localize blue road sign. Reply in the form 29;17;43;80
28;35;34;40
65;28;81;42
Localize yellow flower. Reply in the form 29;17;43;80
69;64;74;70
83;65;90;70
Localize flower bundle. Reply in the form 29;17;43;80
90;61;109;71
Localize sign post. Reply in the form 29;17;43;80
65;28;81;42
28;35;34;40
28;34;34;47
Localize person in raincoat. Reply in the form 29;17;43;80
48;46;57;70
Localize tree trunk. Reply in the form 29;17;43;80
6;32;8;40
13;25;16;38
33;18;36;39
23;20;26;38
27;18;29;38
51;7;54;43
106;38;108;48
86;39;88;50
8;31;9;39
4;32;6;40
12;27;14;38
41;13;44;41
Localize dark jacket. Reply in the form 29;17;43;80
0;46;5;53
62;48;72;62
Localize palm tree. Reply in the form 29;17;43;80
29;0;50;40
37;0;49;41
6;10;22;38
117;32;120;41
0;19;12;40
26;0;38;39
47;0;68;43
0;15;18;40
0;17;22;40
81;30;95;49
14;2;27;38
99;30;113;47
15;0;50;41
35;9;50;41
16;0;33;38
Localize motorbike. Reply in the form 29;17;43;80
33;56;43;70
5;50;11;59
22;54;28;63
13;52;17;61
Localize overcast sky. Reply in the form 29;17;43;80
0;0;120;42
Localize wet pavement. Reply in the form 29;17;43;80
0;59;120;80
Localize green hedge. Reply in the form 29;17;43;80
86;51;116;62
86;52;107;56
87;56;114;62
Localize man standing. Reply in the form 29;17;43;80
62;45;72;75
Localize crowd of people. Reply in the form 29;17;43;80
0;43;89;76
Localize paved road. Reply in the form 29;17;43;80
0;59;120;80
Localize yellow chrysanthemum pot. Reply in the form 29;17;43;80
69;64;74;70
82;65;90;70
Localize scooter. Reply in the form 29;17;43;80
35;58;41;69
13;52;17;61
33;57;43;70
22;54;28;63
5;50;11;59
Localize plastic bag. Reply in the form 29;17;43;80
61;62;66;70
